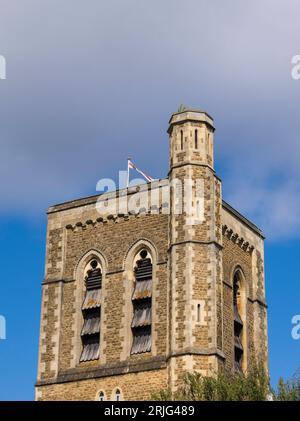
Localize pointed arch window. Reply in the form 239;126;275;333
233;271;243;372
115;389;122;401
131;249;152;354
80;259;102;362
98;391;105;401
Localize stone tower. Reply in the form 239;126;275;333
168;109;223;390
35;107;268;401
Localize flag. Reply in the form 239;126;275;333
127;158;154;184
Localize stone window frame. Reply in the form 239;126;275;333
231;264;248;373
111;387;123;401
121;239;158;360
73;249;107;367
96;390;106;401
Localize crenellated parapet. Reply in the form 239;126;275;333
222;224;255;254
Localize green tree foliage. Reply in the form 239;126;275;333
152;365;300;401
275;372;300;401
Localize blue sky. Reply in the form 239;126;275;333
0;0;300;400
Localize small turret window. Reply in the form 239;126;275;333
180;130;183;150
197;303;201;322
195;129;198;149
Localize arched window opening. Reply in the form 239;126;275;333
98;391;105;401
233;271;243;372
195;129;198;149
115;389;122;401
180;130;183;150
80;259;102;362
131;249;152;354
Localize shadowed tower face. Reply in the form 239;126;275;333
35;107;268;401
167;108;224;390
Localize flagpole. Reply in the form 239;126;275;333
126;157;130;188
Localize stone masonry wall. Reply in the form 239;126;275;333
37;198;170;400
36;368;167;401
36;179;268;400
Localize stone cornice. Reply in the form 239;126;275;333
168;240;223;252
167;348;225;361
35;356;167;387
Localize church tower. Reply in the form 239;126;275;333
168;108;224;390
36;106;268;401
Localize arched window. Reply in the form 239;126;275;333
80;259;102;362
131;249;152;354
180;130;183;150
195;129;198;149
233;271;244;372
115;389;122;401
98;391;105;401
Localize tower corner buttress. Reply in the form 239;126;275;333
167;107;224;391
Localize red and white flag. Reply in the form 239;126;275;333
127;158;154;185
